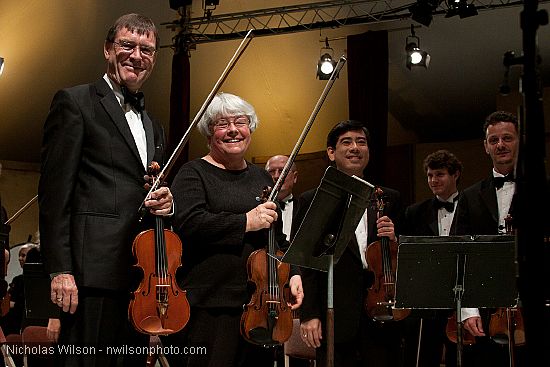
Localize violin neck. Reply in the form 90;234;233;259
155;216;167;273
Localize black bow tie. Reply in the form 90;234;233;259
121;86;144;112
493;174;514;189
433;198;455;213
279;198;293;211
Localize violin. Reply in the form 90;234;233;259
487;214;524;366
129;162;190;335
489;307;525;345
240;187;293;346
365;187;410;322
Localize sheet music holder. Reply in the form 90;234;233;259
23;262;60;319
281;166;373;271
395;235;516;309
394;235;516;367
281;166;373;367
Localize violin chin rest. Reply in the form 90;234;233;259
140;316;175;336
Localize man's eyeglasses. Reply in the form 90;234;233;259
213;116;250;131
112;40;156;58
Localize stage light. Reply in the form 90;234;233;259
445;0;478;18
405;26;430;70
317;37;337;80
0;57;4;76
409;0;440;27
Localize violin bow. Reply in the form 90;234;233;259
138;29;254;220
5;195;38;225
267;55;347;203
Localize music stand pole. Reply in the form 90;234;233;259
453;253;467;367
326;255;334;367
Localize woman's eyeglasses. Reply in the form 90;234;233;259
213;116;250;131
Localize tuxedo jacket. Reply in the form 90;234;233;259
455;177;503;235
401;196;459;237
38;78;166;291
292;184;402;343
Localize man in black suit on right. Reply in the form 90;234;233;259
455;110;525;367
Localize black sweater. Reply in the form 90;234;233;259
171;158;289;308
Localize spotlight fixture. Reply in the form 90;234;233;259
405;25;430;70
0;57;4;76
202;0;220;19
409;0;440;27
445;0;478;18
317;37;337;80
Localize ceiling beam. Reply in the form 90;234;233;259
162;0;540;49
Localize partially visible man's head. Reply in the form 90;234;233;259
18;243;38;268
265;155;298;201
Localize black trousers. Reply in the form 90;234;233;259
56;287;148;367
162;307;276;367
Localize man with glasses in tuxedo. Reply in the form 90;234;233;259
39;13;173;366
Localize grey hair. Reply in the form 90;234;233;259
197;93;259;137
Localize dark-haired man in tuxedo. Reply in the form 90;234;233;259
401;149;463;366
454;110;525;367
295;120;403;367
38;13;173;366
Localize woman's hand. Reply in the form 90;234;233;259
245;201;278;232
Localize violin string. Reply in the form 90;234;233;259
269;229;278;312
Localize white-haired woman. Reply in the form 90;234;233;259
167;93;303;366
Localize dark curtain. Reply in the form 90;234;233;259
166;50;191;184
347;31;389;185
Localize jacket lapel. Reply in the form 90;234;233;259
142;111;155;167
94;79;145;171
479;177;499;224
427;203;439;235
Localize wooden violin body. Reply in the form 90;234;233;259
129;223;190;335
129;161;190;336
240;247;293;346
364;187;410;322
489;307;525;346
365;238;410;321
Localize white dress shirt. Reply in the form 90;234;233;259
436;191;458;237
355;209;369;269
103;74;148;170
279;195;294;241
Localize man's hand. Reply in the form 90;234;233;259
376;215;396;242
50;274;78;314
300;318;322;348
463;316;485;336
144;186;173;216
288;274;304;310
47;318;61;342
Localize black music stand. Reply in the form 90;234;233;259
394;235;516;367
282;166;374;367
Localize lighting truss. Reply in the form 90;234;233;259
162;0;546;48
